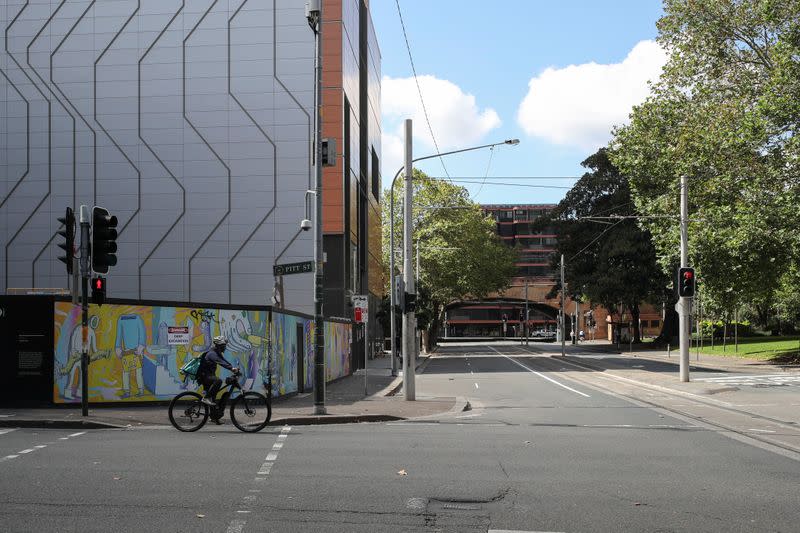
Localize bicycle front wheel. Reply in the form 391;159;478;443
168;391;209;432
230;391;271;433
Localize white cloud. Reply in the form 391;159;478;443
516;40;667;151
381;75;501;179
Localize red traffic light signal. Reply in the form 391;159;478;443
678;267;695;298
91;276;106;306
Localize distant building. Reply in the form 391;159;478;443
443;204;663;340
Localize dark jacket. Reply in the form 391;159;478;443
198;348;234;376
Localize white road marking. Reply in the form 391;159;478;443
34;445;47;449
474;383;480;389
455;413;482;419
747;428;777;433
489;347;590;398
1;455;19;462
0;429;17;436
68;432;86;438
17;449;34;454
228;426;292;533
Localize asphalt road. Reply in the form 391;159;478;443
2;341;800;532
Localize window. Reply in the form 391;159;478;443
371;147;379;200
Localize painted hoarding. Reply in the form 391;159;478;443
53;302;269;403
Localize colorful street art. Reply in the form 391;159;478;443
325;320;351;382
53;302;351;404
269;311;313;396
53;302;269;404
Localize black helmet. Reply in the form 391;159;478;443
212;336;228;350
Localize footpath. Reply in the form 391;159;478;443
553;339;800;428
0;353;464;430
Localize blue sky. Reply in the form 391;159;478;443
371;1;666;205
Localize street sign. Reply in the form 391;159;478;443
352;294;368;323
167;326;191;345
273;261;313;276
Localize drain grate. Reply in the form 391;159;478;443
441;502;480;511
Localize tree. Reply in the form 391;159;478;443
382;170;518;349
540;149;669;343
611;0;800;329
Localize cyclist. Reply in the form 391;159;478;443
198;336;239;412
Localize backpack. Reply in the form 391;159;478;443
179;353;205;381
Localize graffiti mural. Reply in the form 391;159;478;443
53;302;269;404
325;321;351;382
270;312;313;396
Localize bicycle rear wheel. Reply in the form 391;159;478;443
230;391;271;433
168;391;209;432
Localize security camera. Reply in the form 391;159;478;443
300;219;312;231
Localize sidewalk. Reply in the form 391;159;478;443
0;352;463;430
574;339;800;374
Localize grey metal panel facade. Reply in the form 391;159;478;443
0;0;315;314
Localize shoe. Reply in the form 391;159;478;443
211;418;224;425
201;397;216;407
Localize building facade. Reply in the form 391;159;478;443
0;0;381;324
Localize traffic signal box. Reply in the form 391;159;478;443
91;206;118;274
678;267;695;298
57;207;75;274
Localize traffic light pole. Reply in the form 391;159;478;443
679;175;691;382
79;205;91;416
402;119;416;401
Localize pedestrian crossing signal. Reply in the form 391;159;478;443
91;276;106;306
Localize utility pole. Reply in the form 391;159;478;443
679;175;691;382
402;119;416;400
307;0;326;414
560;254;566;357
524;279;529;346
573;299;579;344
79;205;91;417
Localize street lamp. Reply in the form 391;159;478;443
306;1;325;415
388;138;520;376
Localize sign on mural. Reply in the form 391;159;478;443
167;326;191;345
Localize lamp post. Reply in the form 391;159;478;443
388;138;519;378
306;1;325;415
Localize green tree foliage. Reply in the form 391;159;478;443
541;149;668;342
381;170;518;347
611;0;800;327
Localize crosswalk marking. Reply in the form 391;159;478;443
694;374;800;387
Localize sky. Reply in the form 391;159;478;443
371;1;667;205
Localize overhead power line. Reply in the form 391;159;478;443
394;0;450;179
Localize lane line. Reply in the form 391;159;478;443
227;426;292;533
1;455;19;462
17;448;34;454
0;429;18;436
474;383;479;389
489;347;590;398
68;432;87;438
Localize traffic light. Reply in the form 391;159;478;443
91;276;106;306
91;206;118;274
404;292;417;313
57;207;75;274
321;138;337;166
678;267;695;298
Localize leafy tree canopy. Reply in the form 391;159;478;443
541;149;668;341
381;170;517;343
611;0;800;322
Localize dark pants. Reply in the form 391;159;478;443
198;373;222;400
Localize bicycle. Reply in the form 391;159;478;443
168;370;271;433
